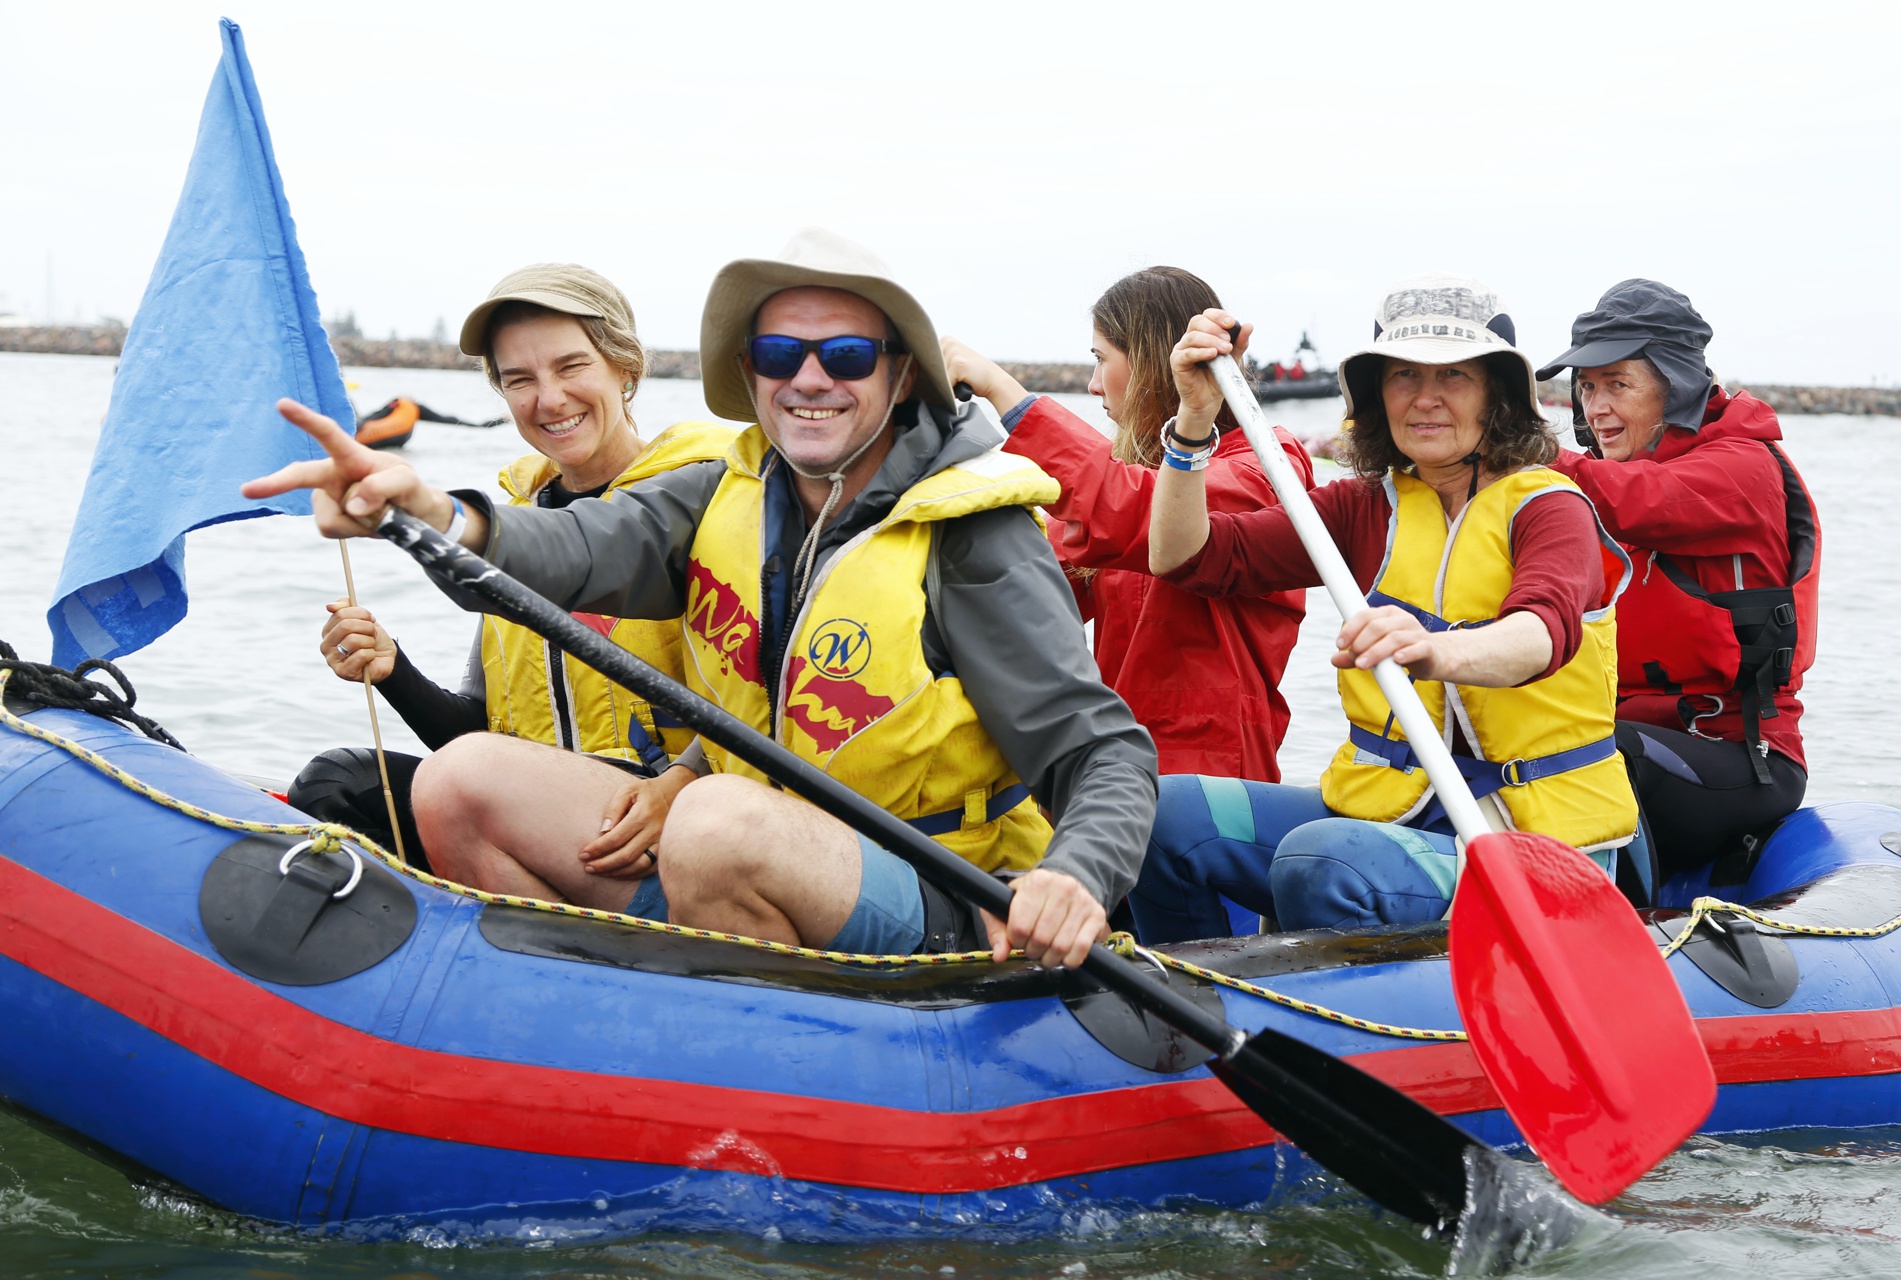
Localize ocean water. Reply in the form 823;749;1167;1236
4;351;1901;1276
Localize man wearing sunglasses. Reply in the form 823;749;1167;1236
252;229;1157;970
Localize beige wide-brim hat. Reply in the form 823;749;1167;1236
1337;274;1541;420
699;228;954;423
458;263;634;357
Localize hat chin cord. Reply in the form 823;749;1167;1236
763;354;914;606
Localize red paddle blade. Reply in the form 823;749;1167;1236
1449;830;1715;1203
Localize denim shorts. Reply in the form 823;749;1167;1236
626;832;926;954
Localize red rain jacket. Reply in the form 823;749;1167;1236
1003;397;1313;781
1549;388;1819;769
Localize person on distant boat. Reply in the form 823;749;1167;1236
940;267;1312;784
1134;277;1642;941
249;230;1156;969
1539;280;1819;892
287;264;733;873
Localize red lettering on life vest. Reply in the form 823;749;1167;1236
571;612;616;638
783;655;894;754
684;561;760;682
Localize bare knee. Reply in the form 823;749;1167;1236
412;734;529;873
660;774;775;882
414;734;505;817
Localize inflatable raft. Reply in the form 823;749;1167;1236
5;700;1901;1241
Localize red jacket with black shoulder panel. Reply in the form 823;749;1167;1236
1549;388;1819;769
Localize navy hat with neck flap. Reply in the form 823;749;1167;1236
1538;279;1716;432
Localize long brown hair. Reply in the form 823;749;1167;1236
1092;267;1240;467
1338;353;1556;482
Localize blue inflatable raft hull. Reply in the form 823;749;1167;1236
4;706;1901;1241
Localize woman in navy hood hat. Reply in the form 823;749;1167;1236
1542;279;1820;899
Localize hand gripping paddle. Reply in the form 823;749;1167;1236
1204;343;1714;1202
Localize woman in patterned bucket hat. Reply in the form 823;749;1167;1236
1131;276;1648;939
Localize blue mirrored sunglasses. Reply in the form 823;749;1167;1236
747;334;905;381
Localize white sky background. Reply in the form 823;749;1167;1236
1;1;1895;386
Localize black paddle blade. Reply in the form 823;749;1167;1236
1214;1026;1474;1231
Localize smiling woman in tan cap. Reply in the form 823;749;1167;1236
286;264;734;878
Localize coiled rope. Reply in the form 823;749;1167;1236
0;640;184;749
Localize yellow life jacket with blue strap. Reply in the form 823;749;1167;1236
681;426;1060;872
1320;468;1639;853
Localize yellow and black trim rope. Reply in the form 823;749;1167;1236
1658;894;1901;955
15;668;1897;1044
0;677;1472;1038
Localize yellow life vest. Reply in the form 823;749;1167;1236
1320;468;1639;852
681;426;1061;872
480;420;737;763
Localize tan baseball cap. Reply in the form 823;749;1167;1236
459;263;636;357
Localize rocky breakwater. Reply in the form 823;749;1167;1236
11;327;1898;417
1733;383;1901;417
0;324;128;357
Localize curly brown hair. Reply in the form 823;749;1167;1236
1091;266;1239;467
1337;352;1556;482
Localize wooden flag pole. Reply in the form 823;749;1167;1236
338;541;409;864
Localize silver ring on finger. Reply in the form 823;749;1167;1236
336;643;350;659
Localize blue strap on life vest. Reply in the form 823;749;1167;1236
623;714;672;774
1347;723;1617;801
906;783;1033;837
1365;590;1495;634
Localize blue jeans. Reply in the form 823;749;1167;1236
627;832;926;953
1131;775;1632;942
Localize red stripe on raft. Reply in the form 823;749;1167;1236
1;855;1896;1192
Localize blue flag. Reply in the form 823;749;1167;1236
48;18;352;668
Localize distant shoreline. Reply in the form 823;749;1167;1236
4;325;1895;416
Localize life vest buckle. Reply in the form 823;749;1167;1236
1499;757;1531;788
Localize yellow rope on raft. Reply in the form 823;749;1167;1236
1104;933;1470;1042
1658;894;1901;957
0;673;999;967
21;667;1782;1044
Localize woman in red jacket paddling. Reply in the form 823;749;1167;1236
941;267;1314;783
1540;280;1819;894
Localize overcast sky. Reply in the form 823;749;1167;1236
3;1;1895;386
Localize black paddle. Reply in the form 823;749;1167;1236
375;506;1485;1230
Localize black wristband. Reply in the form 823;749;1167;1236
1163;416;1217;450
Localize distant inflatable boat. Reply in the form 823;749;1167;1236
1253;369;1341;403
1251;331;1341;404
5;698;1901;1241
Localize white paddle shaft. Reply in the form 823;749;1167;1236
1209;354;1493;846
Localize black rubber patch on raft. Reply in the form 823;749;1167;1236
199;832;417;985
